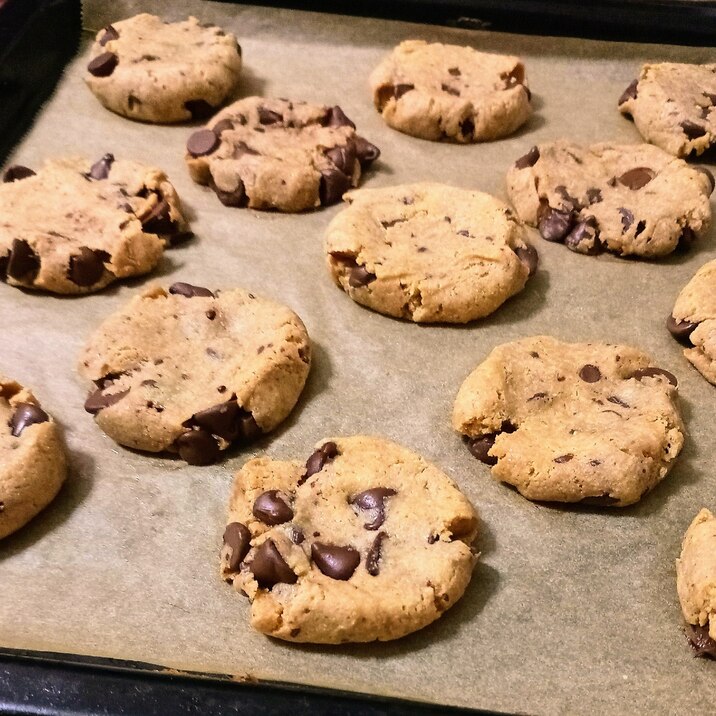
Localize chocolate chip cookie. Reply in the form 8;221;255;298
85;14;242;123
668;259;716;385
0;377;67;539
0;156;189;294
324;183;538;323
221;435;478;643
185;97;380;212
506;141;712;258
78;283;311;465
677;508;716;658
618;63;716;157
369;40;531;142
453;336;684;506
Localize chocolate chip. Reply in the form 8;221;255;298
565;217;602;255
349;487;397;530
87;153;114;180
366;531;387;576
9;403;49;437
175;429;221;465
212;118;234;135
619;207;634;232
696;166;715;195
448;67;461;76
99;24;119;46
466;434;497;465
618;79;638;105
631;367;677;387
319;166;352;206
441;83;460;96
579;364;601;383
324;105;356;129
210;177;248;208
311;542;360;581
325;142;357;177
348;265;376;288
258;107;283;125
554;454;573;463
250;539;297;588
168;282;214;298
353;136;380;168
580;493;619;506
460;116;474;141
515;146;539;169
141;199;177;235
618;167;655;190
2;165;35;182
302;441;339;482
223;522;251;571
514;244;539;276
685;623;716;658
253;490;294;525
184;99;215;120
7;239;39;281
186;129;219;157
68;247;108;286
288;525;305;544
127;94;141;110
586;187;602;204
87;51;118;77
84;386;130;414
376;83;414;110
667;315;698;344
681;120;707;140
607;395;630;408
538;206;574;242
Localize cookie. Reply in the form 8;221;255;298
506;140;712;258
0;378;67;539
85;14;242;123
220;435;478;643
78;283;311;465
369;40;531;143
324;183;538;323
676;508;716;658
0;155;189;294
452;336;684;506
668;260;716;386
618;63;716;157
185;98;380;212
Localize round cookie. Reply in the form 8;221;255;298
452;336;684;506
85;14;242;123
619;63;716;157
506;140;712;258
668;259;716;386
0;377;67;539
220;435;478;643
185;97;380;212
676;508;716;658
0;155;190;294
324;182;538;323
369;40;531;143
78;283;311;465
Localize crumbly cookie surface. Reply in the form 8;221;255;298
85;14;242;123
324;182;537;323
369;40;531;142
452;336;684;506
78;283;311;465
185;97;380;212
506;140;712;258
0;156;189;294
221;435;478;643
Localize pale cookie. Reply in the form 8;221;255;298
453;336;684;506
324;183;538;323
369;40;531;142
79;283;311;465
0;378;67;539
668;260;716;386
185;98;380;212
618;63;716;157
220;436;478;643
85;14;242;123
0;156;190;294
506;140;712;258
676;508;716;658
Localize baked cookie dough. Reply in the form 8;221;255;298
506;140;712;258
0;377;67;540
221;435;478;643
668;259;716;386
618;63;716;157
369;40;531;142
0;156;189;294
185;97;380;212
677;508;716;658
324;182;538;323
85;14;242;123
79;283;311;465
452;336;684;506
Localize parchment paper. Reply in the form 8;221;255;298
1;2;716;713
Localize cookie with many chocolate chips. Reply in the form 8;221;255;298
506;141;712;258
85;14;242;123
78;284;311;465
677;508;716;658
453;336;684;506
0;156;189;294
324;183;538;323
369;40;531;142
618;63;716;157
221;436;478;643
0;377;67;539
668;259;716;386
185;97;380;211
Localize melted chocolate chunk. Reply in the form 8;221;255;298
325;141;357;177
353;135;380;168
188;399;241;441
87;51;118;77
578;364;602;383
681;120;707;140
586;187;602;204
175;428;221;465
212;118;234;135
319;165;352;206
538;206;574;242
251;539;297;588
10;403;49;437
618;79;638;105
618;167;655;190
515;146;539;169
619;207;634;232
301;441;339;483
685;623;716;658
253;490;294;525
210;177;248;208
168;282;214;298
87;153;114;180
514;244;539;276
288;525;305;544
349;487;397;530
565;217;602;255
99;24;119;46
667;315;698;345
7;239;40;281
631;367;677;387
554;454;573;463
2;165;36;182
186;129;219;157
466;434;497;465
366;532;387;576
441;83;460;96
311;542;360;580
142;199;178;236
324;105;356;129
84;386;130;414
258;107;283;125
376;83;414;110
348;265;376;288
68;247;109;286
223;522;251;571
